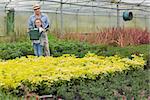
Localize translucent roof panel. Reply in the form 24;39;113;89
0;0;149;16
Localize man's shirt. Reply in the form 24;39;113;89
28;13;50;30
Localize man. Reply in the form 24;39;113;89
28;4;50;56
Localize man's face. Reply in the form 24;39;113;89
34;7;41;15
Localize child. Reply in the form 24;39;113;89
31;18;45;56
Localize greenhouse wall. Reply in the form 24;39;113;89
0;12;5;36
0;10;150;36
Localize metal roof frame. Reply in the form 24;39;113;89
0;0;149;13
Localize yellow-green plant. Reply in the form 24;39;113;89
0;53;145;90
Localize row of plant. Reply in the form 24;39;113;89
60;27;150;47
0;38;149;60
51;69;149;100
0;53;146;96
0;42;33;60
0;33;149;99
0;69;149;100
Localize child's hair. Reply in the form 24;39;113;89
34;18;43;28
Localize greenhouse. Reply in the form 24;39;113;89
0;0;150;100
0;0;150;35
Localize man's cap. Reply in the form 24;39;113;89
33;4;40;9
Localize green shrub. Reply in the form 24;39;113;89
0;69;149;99
35;69;149;99
0;42;33;60
0;36;149;60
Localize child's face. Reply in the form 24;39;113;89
35;20;42;27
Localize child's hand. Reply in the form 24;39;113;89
39;27;45;32
27;29;30;32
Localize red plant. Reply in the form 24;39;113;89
59;28;150;47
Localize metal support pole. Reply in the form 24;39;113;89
93;12;95;32
144;8;148;29
144;15;147;29
76;9;79;32
108;12;111;28
134;14;137;28
60;0;63;34
56;8;58;31
6;8;15;35
117;4;120;28
92;1;95;32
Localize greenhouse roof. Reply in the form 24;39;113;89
0;0;150;16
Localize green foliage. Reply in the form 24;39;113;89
106;44;150;60
0;33;149;99
0;90;25;100
0;37;149;60
0;69;149;99
50;40;91;58
0;42;33;60
38;69;150;99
